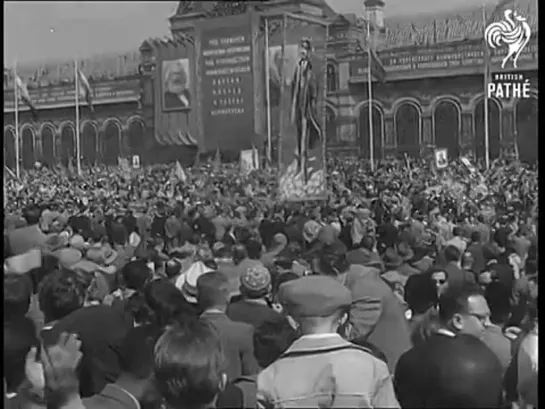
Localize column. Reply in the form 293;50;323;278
460;112;473;156
422;115;432;145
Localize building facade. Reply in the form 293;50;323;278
3;0;538;169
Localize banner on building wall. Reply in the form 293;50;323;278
265;13;328;201
348;37;538;79
200;14;255;152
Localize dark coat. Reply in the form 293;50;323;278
83;383;140;409
395;333;504;408
41;305;133;398
226;299;284;329
344;264;413;373
445;262;476;291
200;311;260;380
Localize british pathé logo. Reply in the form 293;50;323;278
484;9;531;69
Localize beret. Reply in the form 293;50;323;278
278;275;352;317
240;265;271;295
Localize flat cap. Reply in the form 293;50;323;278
278;276;352;317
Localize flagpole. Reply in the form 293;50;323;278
74;58;82;176
367;19;375;172
482;5;490;170
13;61;20;180
264;18;272;167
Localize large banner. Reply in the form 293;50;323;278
266;14;328;201
162;58;192;112
200;14;255;152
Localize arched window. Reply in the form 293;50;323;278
326;63;338;93
434;100;461;159
21;127;35;169
395;102;421;157
60;123;75;167
325;107;337;145
81;122;98;165
127;118;146;153
515;97;538;163
359;104;384;160
103;120;121;166
474;99;501;161
40;125;56;166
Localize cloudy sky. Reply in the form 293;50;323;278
4;0;498;64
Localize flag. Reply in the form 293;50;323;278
213;147;221;171
365;20;387;83
67;158;75;176
15;75;38;120
486;0;516;25
193;151;201;169
174;161;187;183
77;69;94;113
369;49;386;82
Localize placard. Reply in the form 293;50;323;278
435;148;448;169
132;155;141;169
200;14;255;152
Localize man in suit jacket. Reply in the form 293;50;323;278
395;286;503;408
197;272;260;380
83;325;164;409
7;207;47;256
312;244;411;374
443;245;476;291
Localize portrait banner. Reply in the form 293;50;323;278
267;14;328;201
162;58;192;111
200;14;255;152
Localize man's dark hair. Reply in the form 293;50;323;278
119;324;164;379
197;272;230;310
232;244;248;263
38;269;85;322
272;273;299;296
470;231;481;243
484;281;511;325
4;274;33;322
438;285;483;323
122;260;152;291
444;245;462;263
452;226;461;237
23;206;41;226
245;239;262;260
144;279;196;328
405;273;438;315
154;321;224;408
165;260;181;279
361;235;375;251
253;317;297;368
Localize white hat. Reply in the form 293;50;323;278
175;261;214;304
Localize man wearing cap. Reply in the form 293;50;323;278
257;275;399;408
227;265;284;329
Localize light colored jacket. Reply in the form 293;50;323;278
257;333;400;408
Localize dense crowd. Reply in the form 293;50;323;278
4;155;538;409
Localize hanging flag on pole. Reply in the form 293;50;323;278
213;147;221;171
174;161;188;183
15;75;38;121
77;68;94;114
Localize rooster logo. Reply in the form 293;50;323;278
484;9;531;69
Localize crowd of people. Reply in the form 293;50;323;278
4;154;538;409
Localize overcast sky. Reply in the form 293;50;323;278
4;0;499;64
